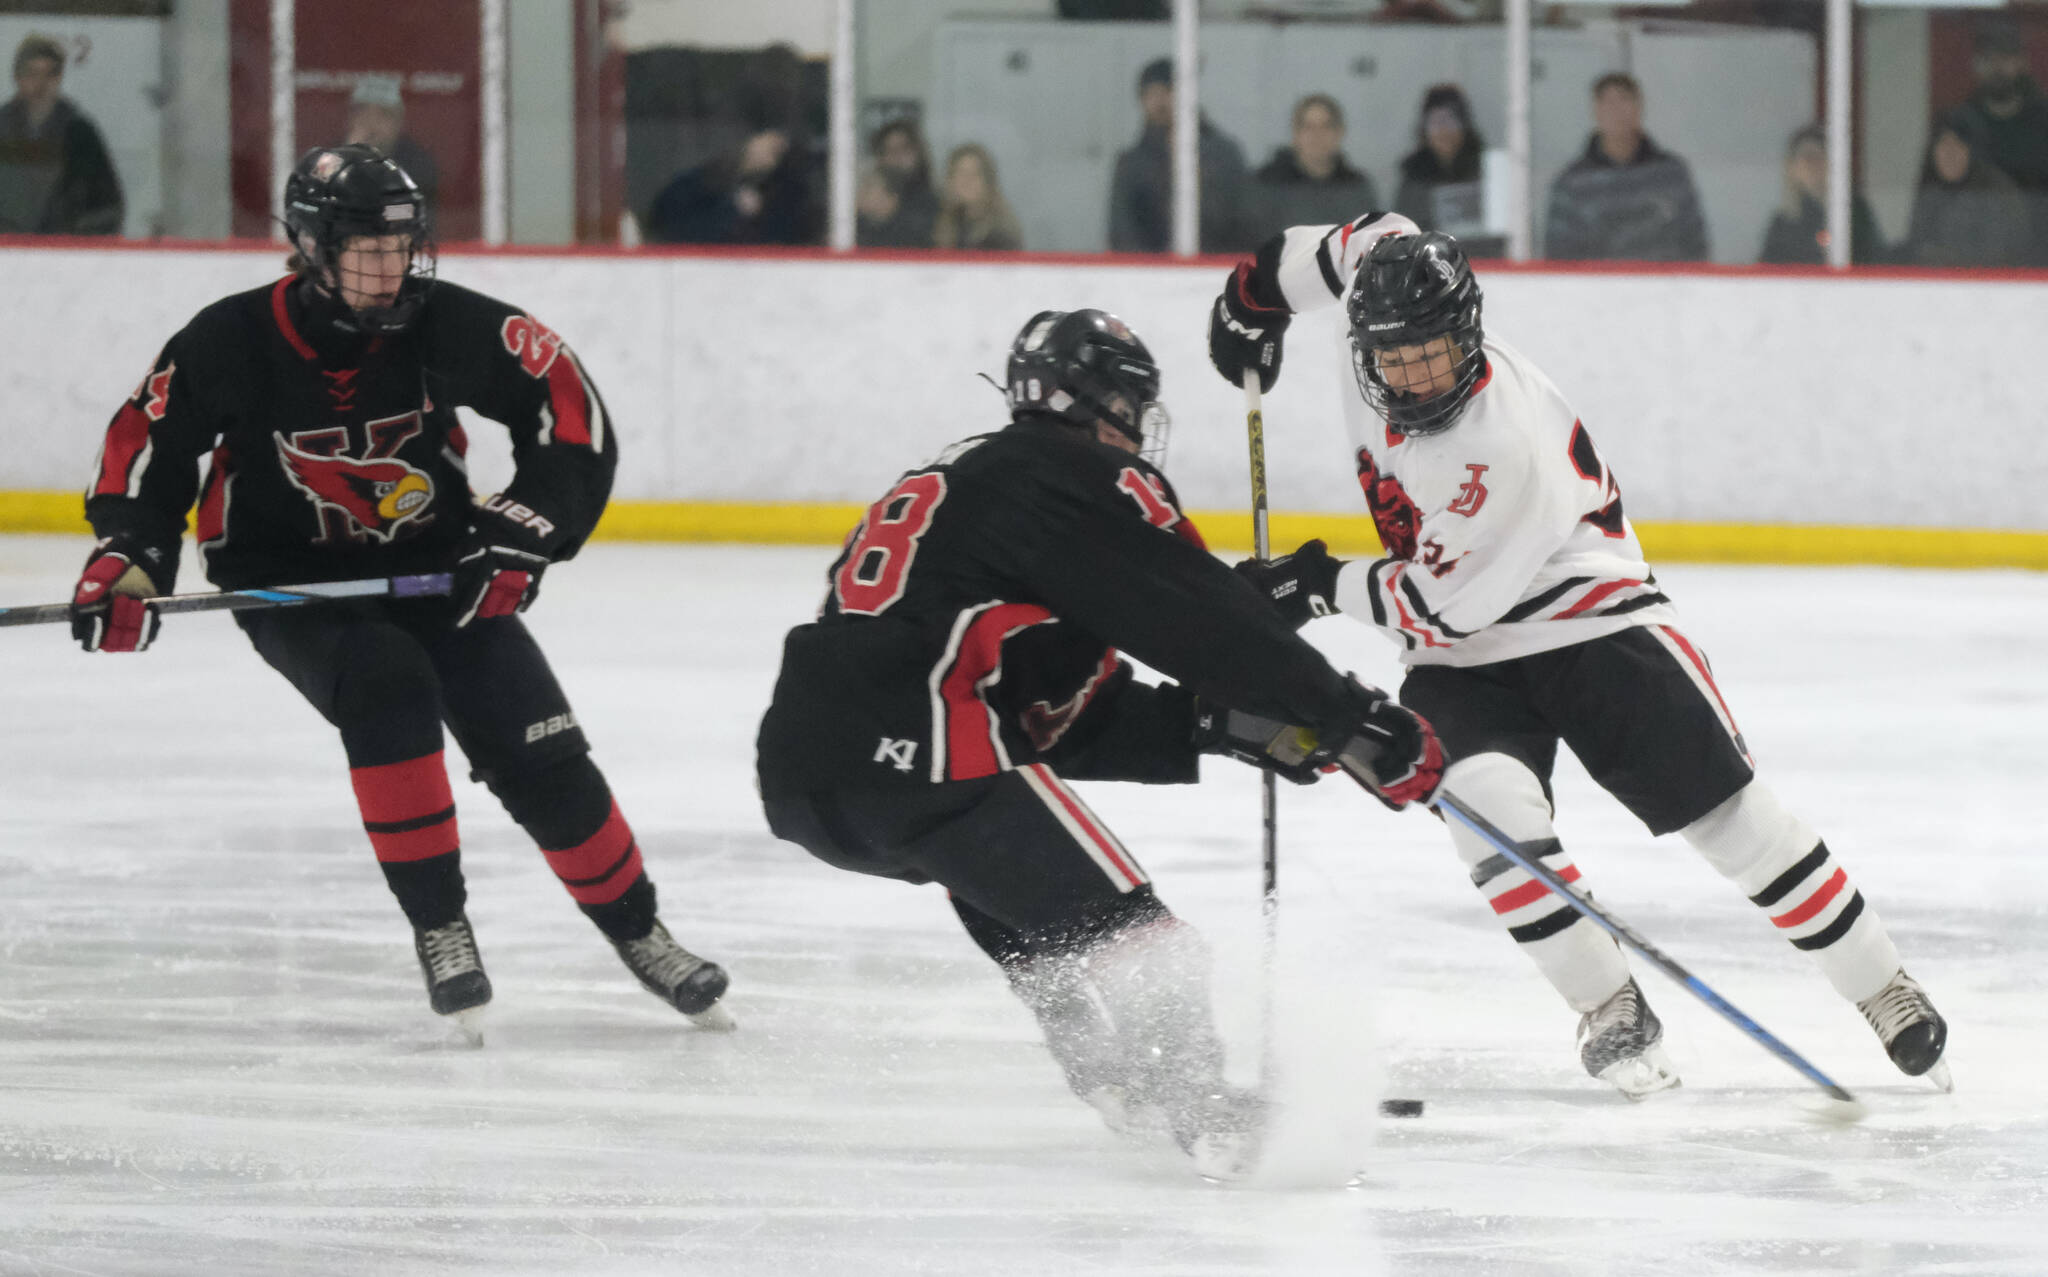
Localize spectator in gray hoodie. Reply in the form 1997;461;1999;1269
1107;57;1250;253
0;34;123;235
1902;110;2031;268
1543;72;1707;262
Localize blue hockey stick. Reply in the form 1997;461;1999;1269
0;572;453;629
1434;789;1864;1111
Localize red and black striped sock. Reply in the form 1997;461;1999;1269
350;752;465;930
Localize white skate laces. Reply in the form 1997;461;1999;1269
1856;969;1951;1090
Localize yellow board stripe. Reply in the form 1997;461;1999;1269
8;491;2046;569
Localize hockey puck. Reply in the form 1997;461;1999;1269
1378;1098;1425;1118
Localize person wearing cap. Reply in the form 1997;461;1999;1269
1955;19;2048;264
346;73;439;213
0;33;123;235
1106;56;1250;254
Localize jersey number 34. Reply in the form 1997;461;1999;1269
833;472;948;615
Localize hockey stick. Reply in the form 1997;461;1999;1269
0;572;454;629
1243;374;1281;1079
1433;788;1865;1114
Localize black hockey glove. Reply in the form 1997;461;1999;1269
1318;679;1444;812
1208;260;1292;393
1234;539;1343;629
70;536;165;653
1191;700;1325;785
452;503;552;628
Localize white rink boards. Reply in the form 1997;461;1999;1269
1;534;2045;1275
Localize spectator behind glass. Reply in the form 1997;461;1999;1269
1759;125;1886;265
1248;93;1379;240
1902;111;2031;268
934;144;1022;250
1107;57;1250;254
0;34;123;235
1393;83;1485;234
1543;72;1709;262
1956;19;2048;263
856;118;938;249
346;74;438;213
645;122;822;245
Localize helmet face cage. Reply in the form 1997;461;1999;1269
1348;233;1486;437
283;146;435;335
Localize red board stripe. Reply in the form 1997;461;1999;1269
1773;866;1849;929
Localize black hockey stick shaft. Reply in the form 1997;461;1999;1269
1434;790;1861;1105
0;572;454;628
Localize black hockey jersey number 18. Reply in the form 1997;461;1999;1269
834;472;948;616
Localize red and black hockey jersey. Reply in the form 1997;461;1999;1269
755;418;1369;796
85;275;615;590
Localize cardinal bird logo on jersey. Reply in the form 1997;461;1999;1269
277;436;435;544
1356;447;1421;561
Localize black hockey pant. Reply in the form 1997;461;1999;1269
238;598;654;939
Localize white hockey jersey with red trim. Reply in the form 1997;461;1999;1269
1268;213;1679;668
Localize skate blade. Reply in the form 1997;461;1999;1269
684;1001;738;1032
1922;1060;1954;1093
1596;1044;1682;1101
448;1005;487;1048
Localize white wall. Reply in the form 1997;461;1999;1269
5;246;2045;531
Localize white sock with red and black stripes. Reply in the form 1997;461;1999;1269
1680;780;1901;1003
1441;754;1632;1014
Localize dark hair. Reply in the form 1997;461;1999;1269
1137;57;1174;93
1786;123;1825;156
1416;84;1479;143
1920;108;1985;187
1592;71;1641;99
13;33;65;78
869;117;932;189
1292;93;1344;131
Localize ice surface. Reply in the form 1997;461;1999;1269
2;534;2044;1275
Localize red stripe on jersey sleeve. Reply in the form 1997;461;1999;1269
93;403;154;498
545;353;593;447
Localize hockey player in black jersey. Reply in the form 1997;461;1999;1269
71;145;729;1035
756;309;1444;1179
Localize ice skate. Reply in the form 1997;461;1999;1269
1578;977;1681;1100
414;915;491;1043
1857;969;1950;1091
613;920;735;1030
1168;1084;1269;1183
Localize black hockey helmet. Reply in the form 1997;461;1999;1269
282;143;434;334
1007;309;1169;461
1348;231;1486;437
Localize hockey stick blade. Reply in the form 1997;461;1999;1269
1433;790;1864;1112
0;572;454;629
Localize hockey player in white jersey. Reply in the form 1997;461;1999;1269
1208;219;1949;1097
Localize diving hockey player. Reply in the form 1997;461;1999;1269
756;308;1443;1178
1209;221;1948;1097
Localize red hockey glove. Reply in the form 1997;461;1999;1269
70;539;163;653
1323;678;1445;811
452;507;551;628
